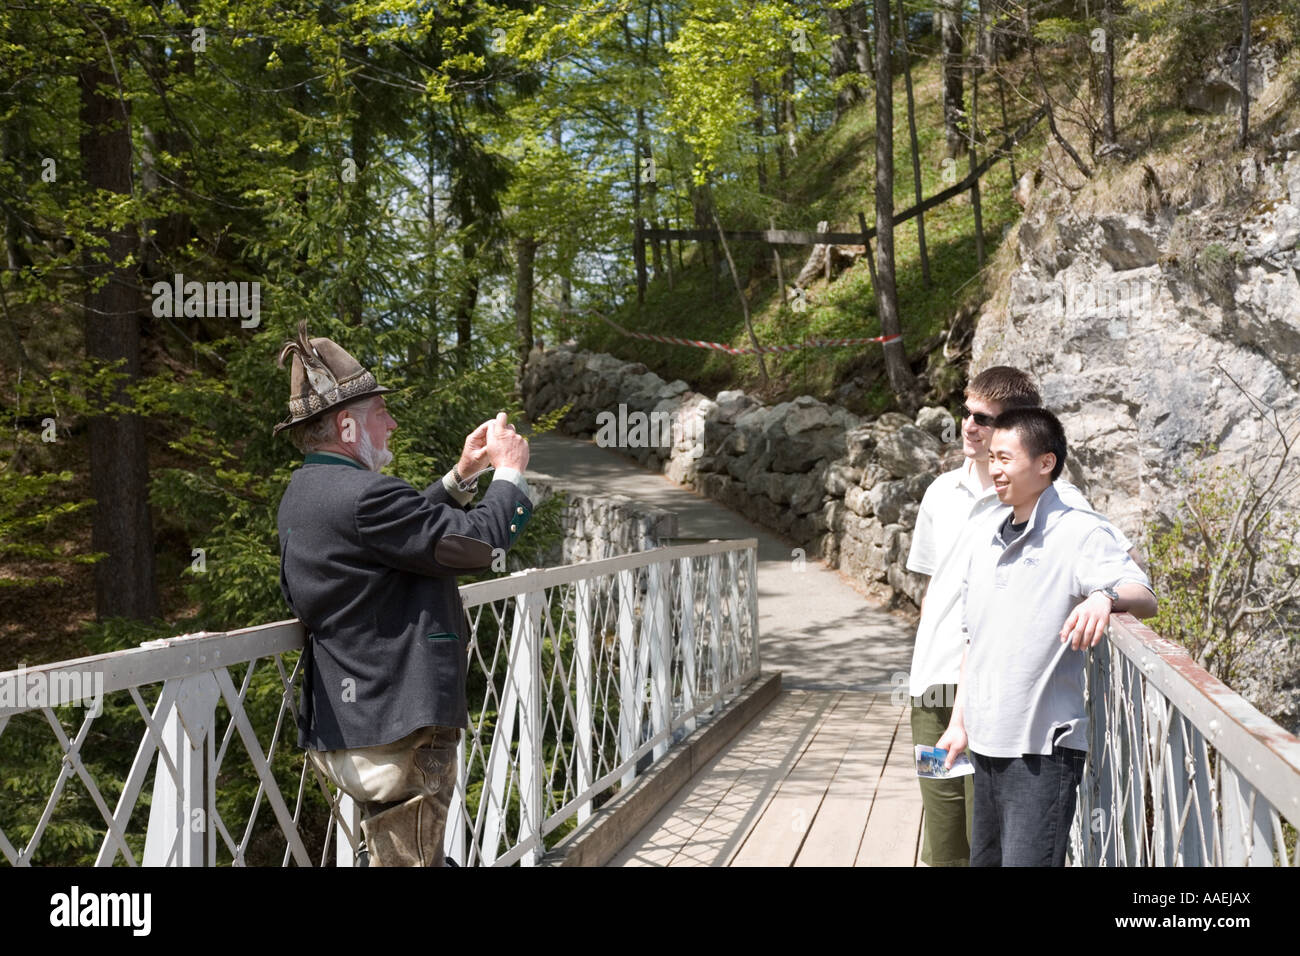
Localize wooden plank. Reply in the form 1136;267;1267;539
792;693;899;867
854;702;924;866
662;691;838;866
730;693;875;867
685;692;841;867
609;690;811;867
607;690;816;866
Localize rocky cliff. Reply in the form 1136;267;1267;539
976;123;1300;538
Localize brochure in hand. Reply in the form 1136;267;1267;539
915;744;974;778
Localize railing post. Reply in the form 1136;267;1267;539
1166;715;1214;865
647;560;671;760
335;794;360;867
1221;760;1275;865
617;567;639;789
143;673;219;866
445;731;467;865
575;577;594;824
1075;644;1104;867
746;545;760;674
516;589;544;866
726;550;743;689
481;587;527;864
707;553;723;715
1115;652;1147;866
678;556;698;735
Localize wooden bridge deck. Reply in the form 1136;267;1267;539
609;689;924;867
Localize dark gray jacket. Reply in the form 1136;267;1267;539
277;452;532;750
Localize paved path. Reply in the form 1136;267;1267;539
526;433;916;691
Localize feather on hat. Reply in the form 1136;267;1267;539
272;320;392;435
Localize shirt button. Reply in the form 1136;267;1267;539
516;506;524;514
510;524;517;533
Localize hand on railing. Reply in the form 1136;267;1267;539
1060;591;1115;650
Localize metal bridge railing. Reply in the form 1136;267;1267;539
0;539;761;867
1070;614;1300;866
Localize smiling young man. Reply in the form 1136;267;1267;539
935;407;1156;867
903;367;1137;867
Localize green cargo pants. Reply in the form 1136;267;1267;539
910;684;974;867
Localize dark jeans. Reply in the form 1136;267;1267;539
970;735;1085;867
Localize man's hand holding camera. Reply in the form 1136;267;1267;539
456;412;530;480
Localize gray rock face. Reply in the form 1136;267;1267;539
868;480;911;526
916;405;955;440
1183;42;1281;115
874;419;944;479
973;135;1300;553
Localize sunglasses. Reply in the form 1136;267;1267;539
961;404;997;427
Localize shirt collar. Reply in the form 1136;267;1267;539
961;456;997;499
993;483;1064;546
303;451;367;470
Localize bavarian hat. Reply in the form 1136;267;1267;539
272;321;394;435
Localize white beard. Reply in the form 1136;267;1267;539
354;424;393;472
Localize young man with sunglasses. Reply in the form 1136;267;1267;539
902;367;1138;866
935;407;1156;866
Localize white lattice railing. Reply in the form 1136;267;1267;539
0;539;760;867
1070;614;1300;866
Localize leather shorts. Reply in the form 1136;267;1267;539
308;724;461;806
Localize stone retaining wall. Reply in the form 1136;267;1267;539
523;345;964;607
527;472;678;565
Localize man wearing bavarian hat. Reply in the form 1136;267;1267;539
274;321;533;866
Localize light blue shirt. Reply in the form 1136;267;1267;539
961;483;1154;757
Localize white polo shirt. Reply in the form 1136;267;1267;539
903;458;1133;698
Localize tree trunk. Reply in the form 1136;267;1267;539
456;233;478;371
1;122;31;272
939;0;966;158
874;0;919;412
1239;0;1250;148
514;235;536;390
79;28;160;621
970;0;985;269
1101;0;1117;148
829;5;864;121
138;37;194;339
771;88;787;183
420;109;440;376
851;1;873;78
342;32;372;327
899;0;930;286
690;177;716;285
752;78;768;193
783;51;798;158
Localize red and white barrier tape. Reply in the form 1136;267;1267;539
596;312;901;355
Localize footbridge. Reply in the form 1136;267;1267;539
2;435;1298;867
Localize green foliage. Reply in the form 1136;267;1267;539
0;471;99;586
530;401;575;438
1145;449;1300;685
